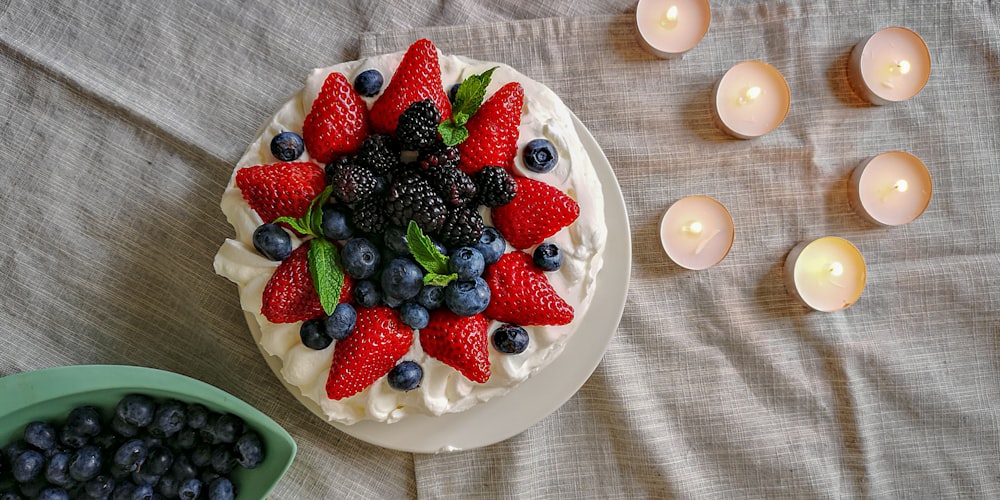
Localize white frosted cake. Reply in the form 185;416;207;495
214;39;607;425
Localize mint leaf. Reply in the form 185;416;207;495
423;272;457;287
406;220;449;274
438;122;469;147
453;67;497;117
306;186;333;236
272;216;309;235
308;238;344;315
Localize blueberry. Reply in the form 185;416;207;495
110;416;139;438
84;474;115;498
448;83;461;103
110;483;135;500
178;477;203;500
185;404;210;430
492;324;529;354
532;243;562;271
448;247;485;280
353;69;384;97
430;237;449;257
131;470;160;486
234;431;264;469
352;279;382;308
380;258;424;301
149;400;186;438
17;478;46;498
12;449;44;483
112;439;146;473
92;431;122;450
210;446;237;475
199;471;221;490
323;303;356;341
299;317;333;350
58;428;87;449
68;445;102;481
36;487;68;500
399;302;430;329
522;138;559;173
116;395;156;428
252;223;293;261
128;484;154;500
143;446;174;476
416;285;445;310
269;131;305;161
65;405;101;437
383;226;410;255
203;415;243;445
207;476;235;500
157;475;179;498
474;227;506;265
444;277;491;316
387;361;423;391
2;440;26;463
341;238;381;279
23;421;57;451
169;453;197;481
169;427;197;450
44;452;73;488
189;445;212;468
320;205;354;240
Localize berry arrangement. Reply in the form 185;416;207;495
236;39;582;402
0;395;263;499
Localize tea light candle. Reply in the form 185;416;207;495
659;195;735;270
784;237;866;312
713;60;791;139
849;151;932;225
848;27;931;105
635;0;711;58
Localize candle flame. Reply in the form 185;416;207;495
684;220;703;235
737;86;763;105
660;6;680;28
828;261;844;277
894;179;909;192
881;60;912;89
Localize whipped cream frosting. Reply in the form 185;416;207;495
214;50;607;425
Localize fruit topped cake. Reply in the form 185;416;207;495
214;39;608;425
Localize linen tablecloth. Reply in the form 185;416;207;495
1;1;998;498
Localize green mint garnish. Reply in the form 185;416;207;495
272;186;344;315
424;272;458;287
406;220;451;277
437;67;497;146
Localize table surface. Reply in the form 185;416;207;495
2;0;998;498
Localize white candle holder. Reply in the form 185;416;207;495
634;0;711;59
848;26;931;105
849;151;932;226
660;195;735;270
784;237;866;312
712;60;791;139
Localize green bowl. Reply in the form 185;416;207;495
0;365;296;498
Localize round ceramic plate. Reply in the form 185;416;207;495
248;114;630;453
0;365;297;498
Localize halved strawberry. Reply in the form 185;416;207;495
420;310;490;383
326;306;413;400
368;38;452;134
483;252;573;326
261;242;354;324
302;72;369;164
491;176;580;249
457;82;523;175
235;162;326;224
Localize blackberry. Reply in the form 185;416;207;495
424;165;477;207
355;134;398;176
351;197;388;234
437;205;485;248
474;166;517;207
418;144;460;171
385;174;448;232
326;160;378;204
396;99;441;151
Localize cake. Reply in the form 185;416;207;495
214;39;607;425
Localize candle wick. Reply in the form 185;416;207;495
659;6;679;29
692;228;721;256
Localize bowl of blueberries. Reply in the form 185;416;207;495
0;365;296;499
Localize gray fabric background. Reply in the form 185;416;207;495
2;0;998;498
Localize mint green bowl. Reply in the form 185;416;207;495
0;365;296;499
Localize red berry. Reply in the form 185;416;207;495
457;82;523;175
483;252;573;326
420;310;490;383
490;176;579;249
326;306;413;400
235;162;326;224
369;39;452;135
302;72;369;164
261;242;354;324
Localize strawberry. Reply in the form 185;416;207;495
491;176;580;249
261;242;354;324
235;162;326;224
302;72;370;164
457;82;523;175
420;310;490;383
483;252;573;326
326;306;413;400
369;38;452;134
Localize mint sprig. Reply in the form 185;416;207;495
438;67;497;147
273;186;345;315
406;221;457;286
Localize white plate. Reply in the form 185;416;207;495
249;114;630;453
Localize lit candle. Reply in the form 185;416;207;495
712;60;791;139
849;151;932;226
848;27;931;105
635;0;711;58
659;195;735;270
784;237;866;312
